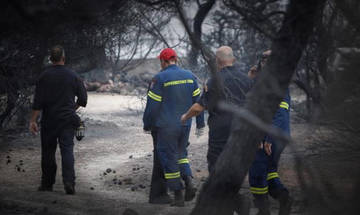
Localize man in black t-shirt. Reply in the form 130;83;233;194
181;46;252;172
29;45;87;195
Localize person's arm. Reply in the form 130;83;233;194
181;103;205;124
29;78;43;135
192;78;206;129
75;76;87;108
182;78;211;123
143;76;162;131
29;110;41;134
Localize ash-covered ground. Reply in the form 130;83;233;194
0;92;356;215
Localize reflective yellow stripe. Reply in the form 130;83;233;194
178;158;189;164
164;79;194;87
250;186;268;195
193;88;201;97
267;172;279;180
148;91;162;102
165;171;181;179
279;101;289;110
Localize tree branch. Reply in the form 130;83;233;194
224;0;277;39
190;0;326;214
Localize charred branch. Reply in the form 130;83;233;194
190;0;326;214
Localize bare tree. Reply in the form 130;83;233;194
0;0;169;129
187;0;216;70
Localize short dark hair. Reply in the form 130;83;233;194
50;45;65;62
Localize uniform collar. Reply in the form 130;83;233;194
161;64;178;72
220;65;235;72
166;64;177;69
52;64;65;68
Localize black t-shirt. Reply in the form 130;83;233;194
32;65;87;128
197;66;253;142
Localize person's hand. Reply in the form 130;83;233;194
264;142;272;156
248;65;258;79
180;114;187;124
195;127;204;138
29;121;39;135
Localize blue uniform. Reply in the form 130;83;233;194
143;64;202;191
249;90;290;198
145;78;205;201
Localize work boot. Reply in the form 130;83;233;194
171;190;184;207
278;190;293;215
64;183;75;195
254;195;271;215
184;176;197;201
149;194;172;204
38;184;53;192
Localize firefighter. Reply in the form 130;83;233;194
248;50;293;215
143;48;201;207
146;80;205;205
29;45;87;195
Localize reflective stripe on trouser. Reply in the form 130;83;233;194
267;170;286;198
250;186;268;195
249;149;286;197
178;157;191;178
267;134;287;196
267;172;279;180
165;171;181;179
157;126;192;191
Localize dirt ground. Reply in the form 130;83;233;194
0;92;358;215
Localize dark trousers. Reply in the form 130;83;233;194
157;126;192;191
249;145;287;199
207;124;231;173
40;127;75;187
149;130;168;199
248;107;290;199
207;139;226;173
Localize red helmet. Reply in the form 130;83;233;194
158;48;177;61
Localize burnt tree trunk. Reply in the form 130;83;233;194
190;0;326;214
188;0;215;70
